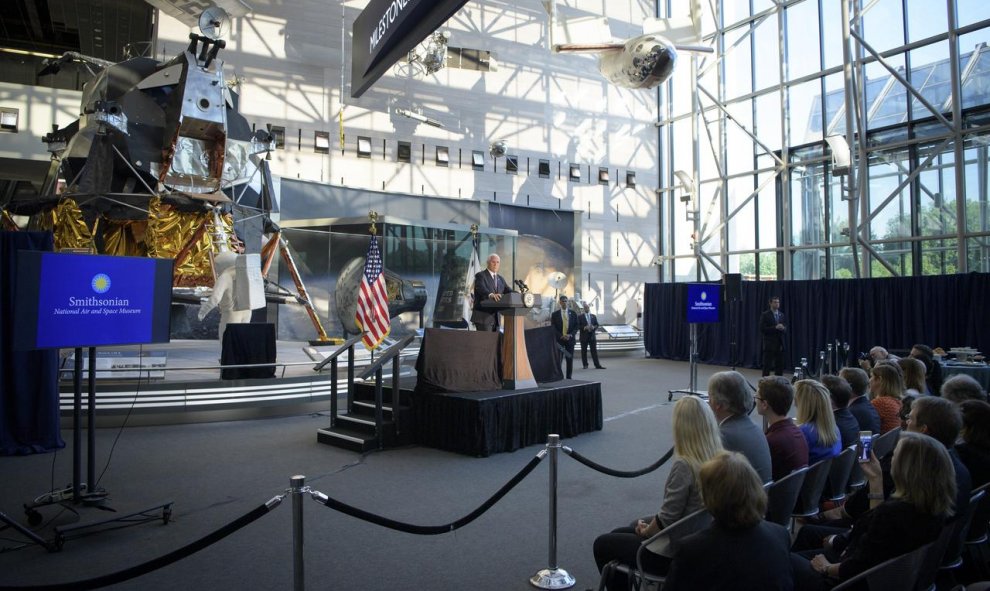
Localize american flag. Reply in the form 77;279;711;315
355;235;390;350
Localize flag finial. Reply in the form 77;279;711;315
368;210;379;235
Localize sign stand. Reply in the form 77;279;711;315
668;283;720;402
668;323;707;401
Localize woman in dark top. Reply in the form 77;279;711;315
664;451;794;590
793;432;954;589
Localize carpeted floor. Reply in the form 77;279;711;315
0;353;764;590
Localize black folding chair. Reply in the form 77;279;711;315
871;427;901;461
764;466;808;528
792;457;834;525
831;538;936;591
596;508;713;591
824;445;858;504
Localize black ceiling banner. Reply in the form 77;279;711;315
350;0;469;98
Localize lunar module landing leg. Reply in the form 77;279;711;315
260;229;330;343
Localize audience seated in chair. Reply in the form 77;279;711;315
942;374;988;404
898;356;930;397
792;432;955;589
756;376;809;482
899;394;918;432
822;375;861;450
910;343;942;399
839;367;881;435
708;370;773;483
869;362;905;435
957;400;990;489
795;379;843;465
822;396;970;528
663;451;795;590
592;395;722;590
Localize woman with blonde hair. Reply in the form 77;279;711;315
897;356;929;396
794;432;953;587
869;361;904;434
593;395;723;589
795;379;842;464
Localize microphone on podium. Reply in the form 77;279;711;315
513;279;529;292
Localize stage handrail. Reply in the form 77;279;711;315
311;334;364;371
358;334;416;380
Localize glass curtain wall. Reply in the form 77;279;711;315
657;0;990;282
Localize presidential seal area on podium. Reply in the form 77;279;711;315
478;291;541;389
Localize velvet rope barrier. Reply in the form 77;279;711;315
0;495;284;591
311;450;545;535
561;446;674;478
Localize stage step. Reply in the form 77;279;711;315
352;400;394;420
352;378;418;406
317;407;413;452
316;425;379;453
318;378;417;453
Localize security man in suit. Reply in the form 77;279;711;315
471;253;513;331
760;296;787;376
578;302;606;369
551;295;580;379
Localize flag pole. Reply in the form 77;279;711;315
369;210;377;361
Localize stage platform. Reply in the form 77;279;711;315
352;376;603;457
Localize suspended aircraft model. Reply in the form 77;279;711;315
544;0;713;90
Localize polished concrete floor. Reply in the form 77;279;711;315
0;350;764;590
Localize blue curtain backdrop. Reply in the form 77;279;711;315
644;274;990;373
1;231;64;455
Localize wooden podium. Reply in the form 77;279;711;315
482;293;542;390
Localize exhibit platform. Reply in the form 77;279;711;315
55;337;419;427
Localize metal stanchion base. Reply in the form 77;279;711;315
529;567;576;589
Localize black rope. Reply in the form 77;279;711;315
1;499;280;591
563;446;674;478
317;452;544;535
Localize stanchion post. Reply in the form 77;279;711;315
290;475;307;591
530;434;575;589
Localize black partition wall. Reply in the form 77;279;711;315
644;274;990;373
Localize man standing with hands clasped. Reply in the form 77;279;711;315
470;253;513;332
760;296;787;377
551;295;579;379
578;302;605;370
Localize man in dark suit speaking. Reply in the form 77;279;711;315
551;295;579;379
471;253;513;331
760;296;787;376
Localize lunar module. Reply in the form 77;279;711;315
0;10;427;343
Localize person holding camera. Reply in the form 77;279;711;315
792;432;954;588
